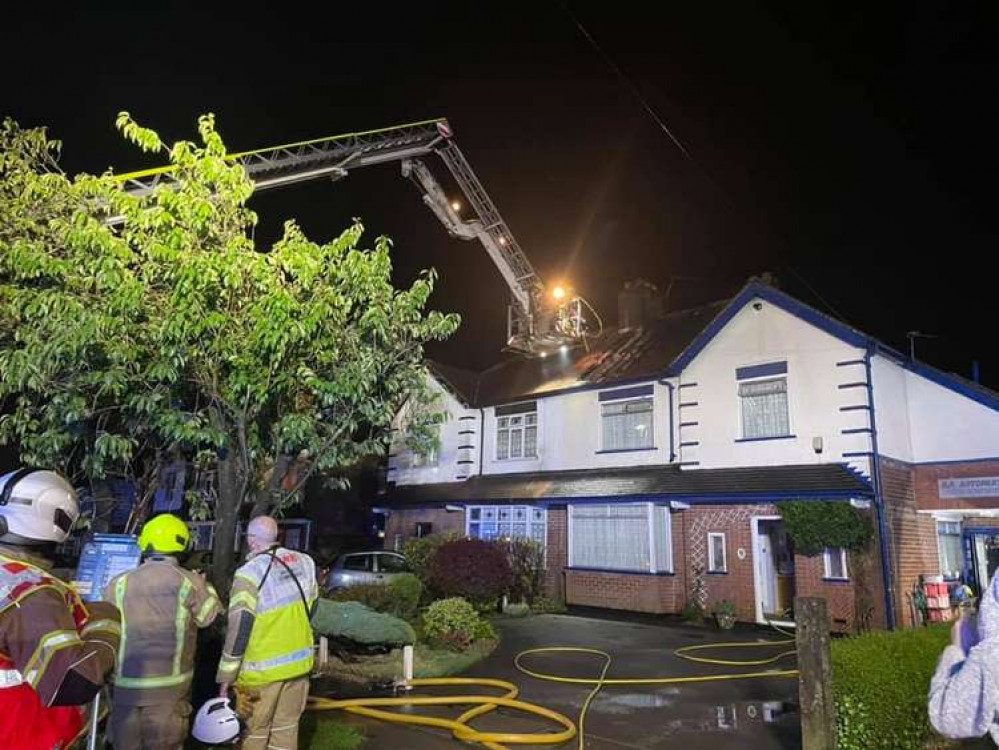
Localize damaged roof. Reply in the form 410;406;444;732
385;463;872;506
430;298;729;407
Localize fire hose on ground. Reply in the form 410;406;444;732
305;631;799;750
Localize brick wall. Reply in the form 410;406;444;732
684;504;777;622
385;507;465;550
544;507;568;600
914;459;999;511
794;552;855;632
565;569;681;613
880;457;941;628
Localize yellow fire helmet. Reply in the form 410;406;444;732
138;513;191;554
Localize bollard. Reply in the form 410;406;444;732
403;644;414;689
796;597;837;750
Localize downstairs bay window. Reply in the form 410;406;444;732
568;503;673;573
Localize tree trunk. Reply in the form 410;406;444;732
249;454;292;519
212;452;241;597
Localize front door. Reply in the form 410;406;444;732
754;518;796;623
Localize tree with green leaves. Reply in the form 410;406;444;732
0;114;459;587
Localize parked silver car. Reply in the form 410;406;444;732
325;551;408;590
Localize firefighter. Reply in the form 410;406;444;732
103;512;222;750
0;469;122;750
217;515;317;750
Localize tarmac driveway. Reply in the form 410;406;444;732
332;612;801;750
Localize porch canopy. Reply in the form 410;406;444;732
385;463;873;507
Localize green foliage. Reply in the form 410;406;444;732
711;600;737;616
831;623;950;750
504;537;546;605
778;501;873;556
402;532;459;595
680;602;706;624
299;716;366;750
422;597;492;652
0;115;458;576
503;602;531;618
531;596;568;615
329;573;423;621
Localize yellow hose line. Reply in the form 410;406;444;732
307;636;799;750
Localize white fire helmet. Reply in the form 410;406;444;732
192;698;241;745
0;469;79;544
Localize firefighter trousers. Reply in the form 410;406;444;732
235;675;310;750
111;696;191;750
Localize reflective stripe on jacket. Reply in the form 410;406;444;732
103;556;221;705
218;546;317;687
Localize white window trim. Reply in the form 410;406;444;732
936;521;963;580
823;547;849;580
567;503;673;573
707;532;727;573
736;372;793;441
598;395;656;452
495;407;539;461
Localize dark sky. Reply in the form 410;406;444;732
4;2;997;385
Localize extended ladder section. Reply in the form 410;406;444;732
116;118;592;354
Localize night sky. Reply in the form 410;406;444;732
4;2;997;385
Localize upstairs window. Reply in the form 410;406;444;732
496;402;538;460
739;376;790;439
602;397;654;451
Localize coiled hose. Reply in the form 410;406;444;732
307;629;798;750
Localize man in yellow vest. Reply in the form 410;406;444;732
103;513;222;750
217;515;317;750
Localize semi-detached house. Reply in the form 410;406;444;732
381;280;999;631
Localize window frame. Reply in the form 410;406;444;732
936;521;963;580
707;532;727;573
737;372;792;441
823;547;849;581
567;502;673;574
495;404;539;461
465;504;547;549
599;395;655;452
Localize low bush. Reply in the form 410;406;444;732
504;538;546;605
429;538;513;608
403;533;459;591
422;597;494;652
328;573;423;621
831;623;949;750
531;596;567;615
504;602;530;618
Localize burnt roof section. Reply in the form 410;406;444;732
430;298;730;407
427;361;479;406
385;463;872;506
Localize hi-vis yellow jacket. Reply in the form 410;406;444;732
217;546;317;688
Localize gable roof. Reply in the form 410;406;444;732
429;280;999;412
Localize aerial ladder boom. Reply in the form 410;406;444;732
115;118;593;354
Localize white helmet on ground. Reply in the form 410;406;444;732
0;469;79;544
193;698;241;745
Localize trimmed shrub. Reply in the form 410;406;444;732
429;538;513;608
312;599;416;647
504;538;546;605
403;533;457;584
504;602;530;618
387;573;423;621
831;623;950;750
329;573;423;622
531;596;567;615
423;597;492;652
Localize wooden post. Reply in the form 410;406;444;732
796;597;837;750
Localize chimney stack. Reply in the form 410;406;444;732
618;279;663;331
